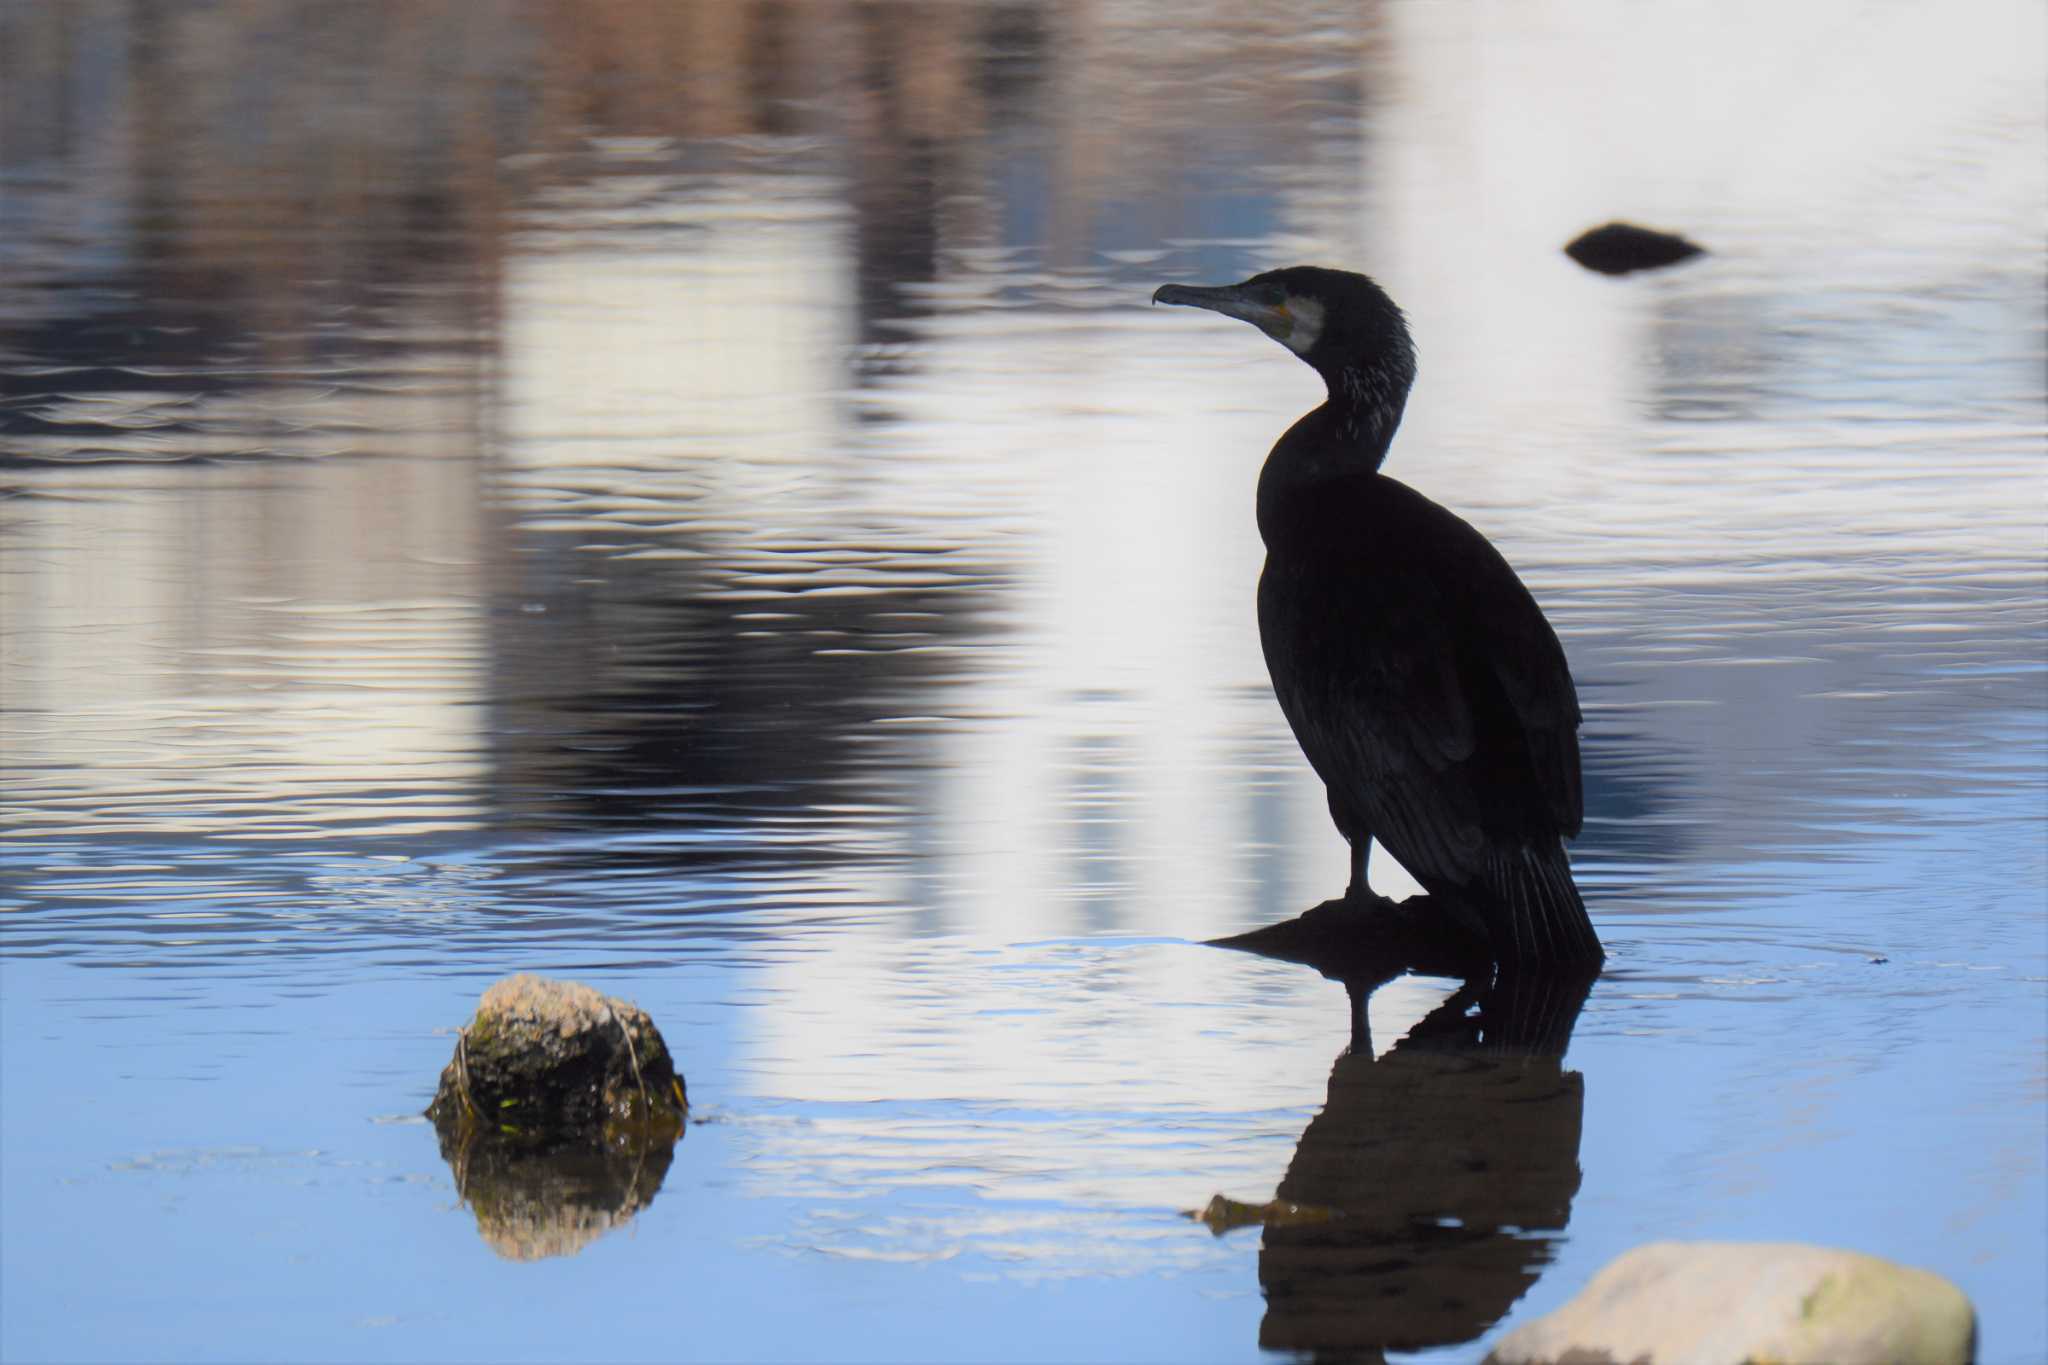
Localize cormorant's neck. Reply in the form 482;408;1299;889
1319;361;1409;468
1255;364;1409;547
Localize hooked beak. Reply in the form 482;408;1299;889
1151;282;1293;339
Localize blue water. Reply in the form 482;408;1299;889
3;2;2044;1361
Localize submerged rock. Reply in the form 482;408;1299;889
1191;1194;1335;1234
1564;221;1705;275
426;974;688;1145
1485;1241;1976;1365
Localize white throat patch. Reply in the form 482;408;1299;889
1279;295;1325;355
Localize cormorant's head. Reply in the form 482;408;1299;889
1151;266;1416;418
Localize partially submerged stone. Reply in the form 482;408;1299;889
427;975;690;1259
426;974;688;1145
1564;221;1705;275
1485;1241;1976;1365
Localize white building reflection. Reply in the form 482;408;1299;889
1;437;491;841
497;169;856;478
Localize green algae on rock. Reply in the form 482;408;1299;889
426;974;688;1145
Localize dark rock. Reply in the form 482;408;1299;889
1564;222;1705;275
1210;889;1493;986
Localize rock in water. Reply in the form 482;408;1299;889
1563;221;1704;275
1485;1241;1976;1365
426;974;688;1144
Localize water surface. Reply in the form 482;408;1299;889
3;2;2044;1361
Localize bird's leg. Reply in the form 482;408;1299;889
1328;793;1373;902
1342;979;1372;1055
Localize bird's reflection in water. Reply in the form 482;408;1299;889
1213;896;1595;1364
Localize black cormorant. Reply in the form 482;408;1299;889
1153;267;1603;969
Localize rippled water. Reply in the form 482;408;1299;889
3;2;2044;1362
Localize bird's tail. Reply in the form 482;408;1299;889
1485;843;1604;970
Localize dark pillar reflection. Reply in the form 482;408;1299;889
1214;898;1595;1364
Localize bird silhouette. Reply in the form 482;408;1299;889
1154;267;1603;969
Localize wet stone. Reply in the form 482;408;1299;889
426;974;688;1145
1485;1241;1976;1365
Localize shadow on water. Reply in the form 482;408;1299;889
1213;898;1594;1364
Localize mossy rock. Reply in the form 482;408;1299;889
426;974;688;1147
